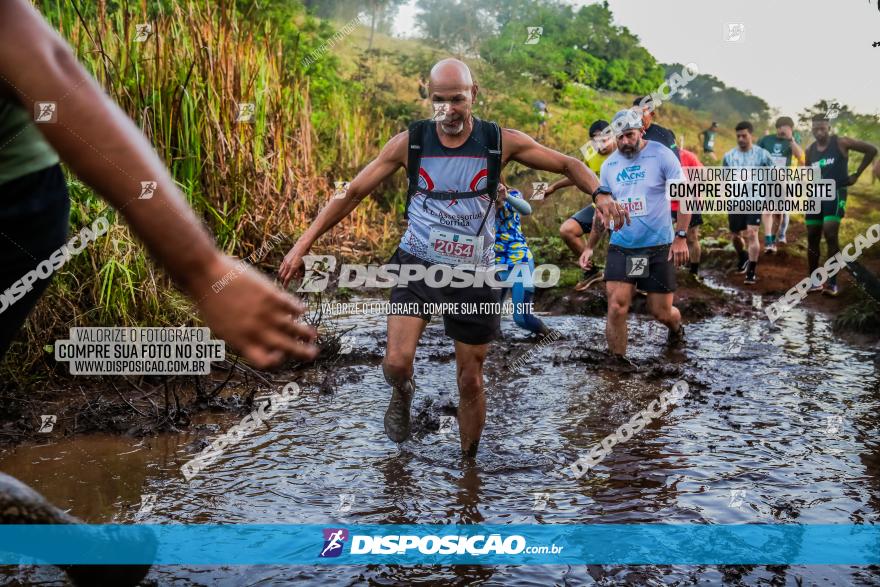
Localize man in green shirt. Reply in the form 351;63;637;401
700;122;719;162
757;116;805;250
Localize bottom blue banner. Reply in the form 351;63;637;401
0;524;877;565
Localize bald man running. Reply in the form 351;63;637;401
279;59;628;457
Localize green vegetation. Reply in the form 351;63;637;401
5;0;879;384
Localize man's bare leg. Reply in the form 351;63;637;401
606;281;635;356
382;315;427;443
745;225;761;261
453;340;489;457
559;218;586;258
646;292;681;332
687;226;701;274
732;231;746;269
761;212;775;250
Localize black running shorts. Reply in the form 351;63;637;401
388;248;500;345
671;210;704;228
727;212;762;233
604;244;676;293
570;204;598;234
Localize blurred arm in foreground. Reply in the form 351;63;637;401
0;0;316;368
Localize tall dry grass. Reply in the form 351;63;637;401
3;1;396;384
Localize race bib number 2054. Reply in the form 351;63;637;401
427;228;482;265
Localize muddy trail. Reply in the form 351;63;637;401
1;258;880;585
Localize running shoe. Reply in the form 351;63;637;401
744;274;758;284
667;324;686;347
777;235;787;245
765;243;777;254
384;378;415;443
737;258;749;273
823;284;840;297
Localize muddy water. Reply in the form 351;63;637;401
2;298;880;585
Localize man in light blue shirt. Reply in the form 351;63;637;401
600;109;690;357
722;120;775;284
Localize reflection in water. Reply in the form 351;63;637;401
1;307;878;585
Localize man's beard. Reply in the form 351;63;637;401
439;119;465;135
619;144;637;158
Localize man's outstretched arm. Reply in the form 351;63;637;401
0;0;317;367
279;131;407;287
502;128;629;229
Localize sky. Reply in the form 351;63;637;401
391;0;880;117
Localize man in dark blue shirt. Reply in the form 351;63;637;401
633;95;680;161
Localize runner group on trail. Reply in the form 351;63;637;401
279;58;627;457
279;55;880;456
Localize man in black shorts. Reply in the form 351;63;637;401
722;121;775;285
804;116;877;296
597;109;689;357
279;59;627;457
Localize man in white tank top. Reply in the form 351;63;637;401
280;58;629;458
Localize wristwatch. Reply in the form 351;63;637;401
591;186;611;203
675;229;687;239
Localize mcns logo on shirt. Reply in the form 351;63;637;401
616;165;646;184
